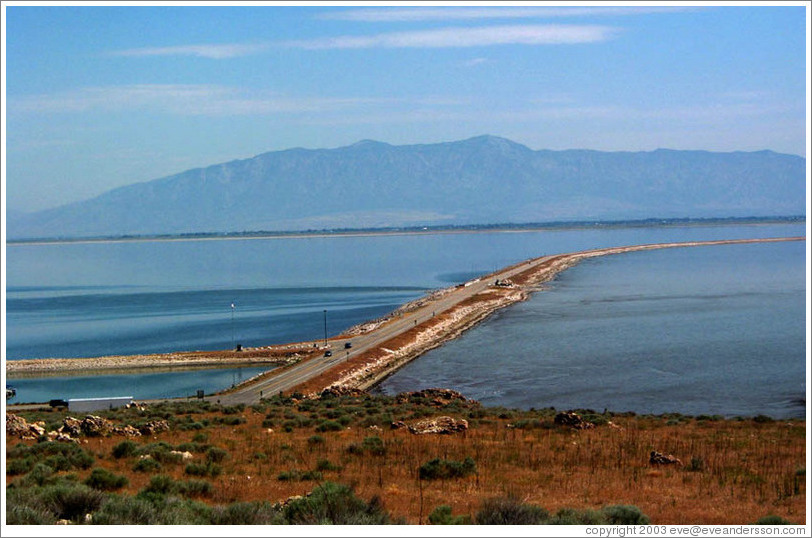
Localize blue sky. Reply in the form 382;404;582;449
3;3;808;213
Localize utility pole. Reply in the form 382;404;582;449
231;303;235;349
323;309;328;347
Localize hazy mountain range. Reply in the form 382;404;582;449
7;135;806;240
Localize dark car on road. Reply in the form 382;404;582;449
324;350;333;357
344;342;353;349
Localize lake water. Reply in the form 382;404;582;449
5;222;807;412
377;238;807;418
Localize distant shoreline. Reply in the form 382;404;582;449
6;215;803;247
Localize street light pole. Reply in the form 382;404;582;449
323;309;327;347
231;303;235;349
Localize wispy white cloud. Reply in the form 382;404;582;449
285;24;619;49
109;42;269;59
320;7;685;22
11;85;382;116
463;57;490;67
10;85;471;117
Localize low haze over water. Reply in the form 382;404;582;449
6;222;806;415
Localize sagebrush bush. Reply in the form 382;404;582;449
42;482;106;521
210;501;279;525
141;475;178;496
475;496;549;525
428;505;470;525
5;503;59;525
205;446;228;463
307;435;325;446
280;481;395;524
177;479;213;498
315;419;343;432
20;463;56;487
419;457;476;480
184;462;221;478
111;440;139;459
316;459;341;471
7;457;34;476
277;469;323;481
11;441;95;472
601;505;650;525
92;495;159;524
132;457;162;473
755;515;792;525
548;507;606;525
84;468;129;491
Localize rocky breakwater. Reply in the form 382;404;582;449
6;345;312;377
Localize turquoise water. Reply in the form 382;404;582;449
5;222;806;410
377;239;807;418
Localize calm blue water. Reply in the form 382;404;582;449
378;239;807;418
5;222;807;409
6;367;271;404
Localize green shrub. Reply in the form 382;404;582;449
19;441;95;472
315;420;343;432
211;501;279;525
429;505;470;525
177;421;205;431
277;469;323;481
316;459;342;472
21;463;56;487
111;440;139;459
307;435;325;446
475;496;549;524
548;507;606;525
132;457;162;473
205;446;228;464
184;462;221;478
280;481;394;524
753;415;774;423
362;436;386;455
601;505;650;525
141;475;178;495
7;457;34;476
42;482;106;521
177;479;213;498
419;457;477;480
214;416;246;426
755;515;792;525
92;495;159;524
191;432;208;443
84;468;129;491
153;497;213;524
220;404;245;415
6;503;59;525
176;442;207;453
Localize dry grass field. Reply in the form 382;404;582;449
5;391;806;525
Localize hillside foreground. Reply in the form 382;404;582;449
5;390;806;525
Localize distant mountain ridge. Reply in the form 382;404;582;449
7;135;806;239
